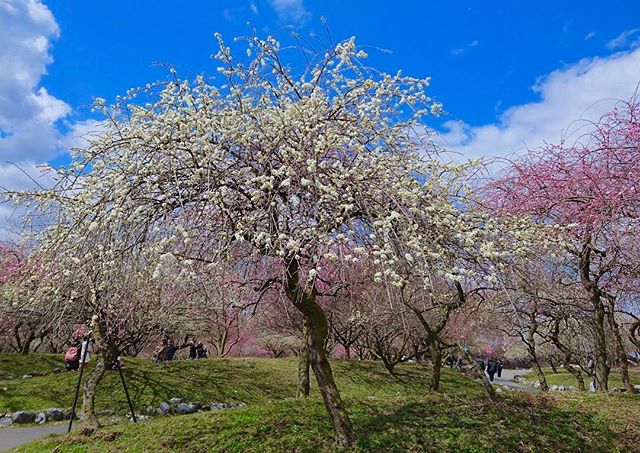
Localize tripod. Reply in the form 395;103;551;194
67;332;137;432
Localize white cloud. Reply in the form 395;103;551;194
584;31;596;40
0;0;71;163
607;28;640;50
438;48;640;161
268;0;310;25
451;40;479;56
250;1;259;15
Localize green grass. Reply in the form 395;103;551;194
3;354;640;452
0;352;64;379
523;367;640;388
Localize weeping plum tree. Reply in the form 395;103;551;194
5;33;551;446
489;94;640;393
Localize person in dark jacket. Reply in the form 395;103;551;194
486;359;498;382
165;339;176;361
497;359;504;378
188;340;197;360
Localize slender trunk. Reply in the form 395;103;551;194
566;364;585;391
593;296;610;392
296;319;310;398
548;359;558;374
307;310;354;447
607;301;636;393
285;257;354;448
343;343;351;360
82;353;105;429
82;316;106;429
526;320;548;391
429;342;442;391
460;346;496;400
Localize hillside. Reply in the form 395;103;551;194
2;354;640;452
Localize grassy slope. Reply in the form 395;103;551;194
523;367;640;388
1;354;639;452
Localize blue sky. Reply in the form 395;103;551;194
1;0;640;235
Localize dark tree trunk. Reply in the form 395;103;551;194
592;297;610;392
82;353;105;429
564;363;586;391
285;257;354;448
460;346;496;400
525;316;548;391
296;319;310;398
429;342;442;391
607;300;636;393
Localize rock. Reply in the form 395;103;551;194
533;381;541;389
174;403;196;415
169;398;182;405
612;387;626;393
145;406;155;416
0;417;12;427
47;408;64;421
52;368;61;374
558;385;566;391
65;409;80;420
96;409;115;416
209;403;226;411
158;402;171;415
634;385;640;391
137;415;149;421
5;375;15;380
21;374;33;379
237;403;247;408
12;411;35;424
189;402;202;411
35;413;46;424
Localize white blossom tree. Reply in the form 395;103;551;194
4;33;551;446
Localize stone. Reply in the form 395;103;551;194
145;406;155;416
12;411;35;424
634;385;640;391
533;381;541;389
65;409;80;420
209;403;226;411
46;408;64;421
237;403;247;408
168;398;182;405
35;413;46;424
174;403;196;415
550;385;559;391
189;402;202;411
96;409;115;416
558;385;566;391
52;368;61;374
158;402;171;415
21;374;33;379
0;417;12;427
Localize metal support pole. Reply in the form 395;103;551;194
68;334;90;433
116;357;137;423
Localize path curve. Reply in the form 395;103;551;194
0;423;70;452
493;369;541;393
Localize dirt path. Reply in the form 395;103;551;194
0;423;70;452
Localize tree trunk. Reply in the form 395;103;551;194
564;363;585;391
526;319;548;391
429;343;442;391
285;257;354;448
82;316;106;429
607;301;636;393
82;353;106;429
296;319;310;398
593;297;610;392
460;346;496;400
307;308;354;448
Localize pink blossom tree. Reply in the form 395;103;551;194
489;94;640;392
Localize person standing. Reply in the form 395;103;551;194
486;359;498;382
165;339;176;361
497;359;504;378
188;340;197;360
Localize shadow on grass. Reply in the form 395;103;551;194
353;395;621;453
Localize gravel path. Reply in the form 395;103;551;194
0;423;70;452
